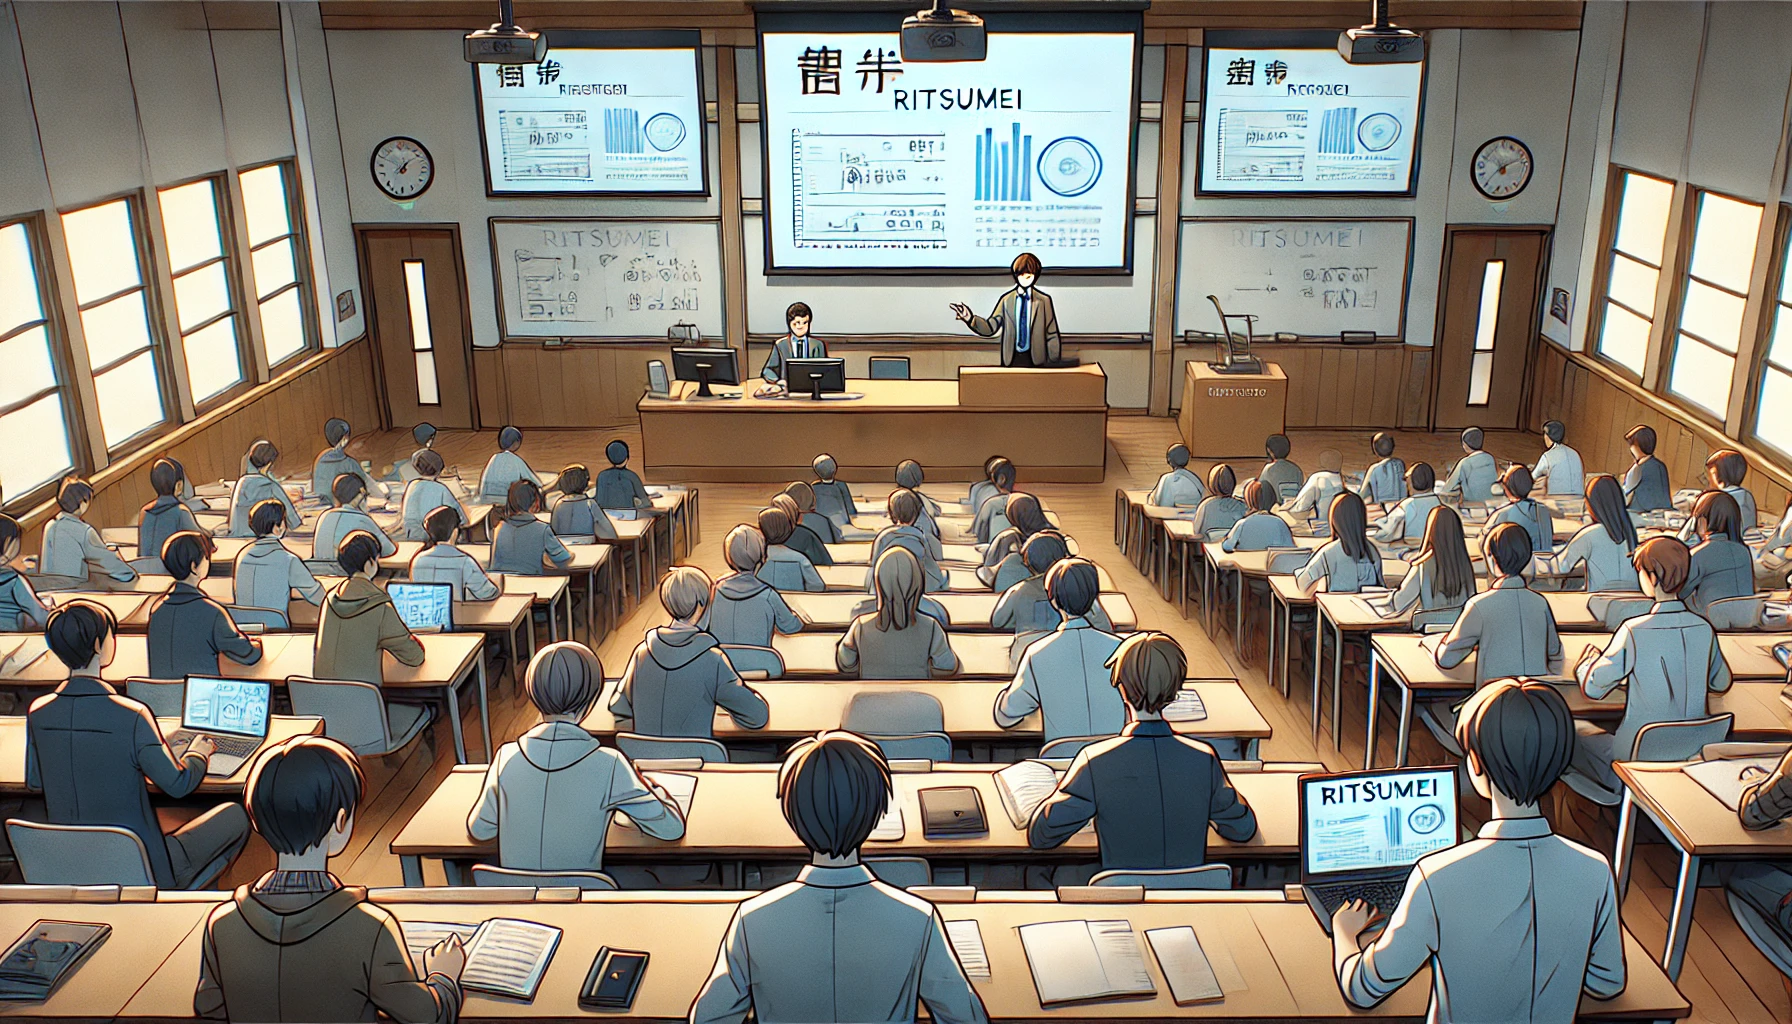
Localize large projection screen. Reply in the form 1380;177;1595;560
758;13;1142;274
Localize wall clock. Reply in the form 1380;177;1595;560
1472;136;1532;201
371;136;434;201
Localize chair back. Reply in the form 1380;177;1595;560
1091;864;1233;890
469;865;619;891
5;820;154;886
869;357;911;380
864;856;931;888
843;690;946;736
1631;714;1733;763
287;676;395;756
719;645;785;679
1728;889;1792;978
1267;549;1312;574
1276;481;1301;501
616;733;729;764
1705;594;1767;631
228;605;290;630
1587;592;1651;630
124;677;185;718
862;732;953;761
1039;735;1106;760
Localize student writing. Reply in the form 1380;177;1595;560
609;567;769;741
703;526;806;649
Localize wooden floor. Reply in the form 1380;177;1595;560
206;417;1783;1022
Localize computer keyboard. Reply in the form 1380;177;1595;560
166;731;262;760
1309;877;1410;919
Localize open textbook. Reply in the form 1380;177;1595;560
943;920;991;979
614;771;696;831
1018;919;1156;1006
994;761;1061;829
1684;756;1782;811
402;919;561;1000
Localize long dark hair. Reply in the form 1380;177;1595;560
1585;474;1637;550
1330;492;1374;562
1415;505;1473;602
1695;489;1744;543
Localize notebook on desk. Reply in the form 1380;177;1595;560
0;920;109;1002
402;919;560;1001
1018;919;1156;1006
613;772;696;831
1683;756;1781;811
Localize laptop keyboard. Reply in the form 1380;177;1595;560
166;730;262;760
1308;877;1410;919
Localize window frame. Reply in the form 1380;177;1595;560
1661;186;1764;428
1745;204;1792;459
156;171;256;411
0;213;83;512
1589;165;1676;385
238;158;318;370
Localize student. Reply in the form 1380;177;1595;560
400;450;467;542
1438;427;1497;503
774;493;833;568
1287;448;1345;521
810;454;858;526
468;642;685;874
595;439;653;510
992;532;1105;633
1330;680;1624;1021
1220;480;1295;552
41;478;137;584
1028;633;1257;871
1721;750;1792;947
1560;474;1640;593
1532;419;1585;497
228;440;301;538
314;532;425;686
1372;463;1443;543
1681;448;1757;537
490;480;574;575
991;528;1069;602
978;493;1046;584
1294;492;1385;594
1683;490;1754;617
756;505;827;592
1259;434;1305;500
972;460;1020;543
1147;443;1205;507
0;515;51;630
236;500;325;617
1622;424;1673;511
609;567;769;740
477;426;541;503
548;464;618;539
147;532;263;680
968;455;1006;517
1485;464;1555;555
994;559;1124;745
704;525;805;648
1568;537;1730;793
410;506;500;601
837;548;958;680
757;301;828;385
894;460;942;526
311;417;384;501
869;490;946;591
194;736;464;1022
397;421;438;482
1174;466;1242;541
139;457;202;575
27;601;250;890
950;250;1062;368
783;480;842;544
1386;506;1474;628
312;475;397;562
1360;432;1406;506
688;731;989;1024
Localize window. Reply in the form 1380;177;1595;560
239;163;313;367
60;197;167;450
0;220;76;502
1752;219;1792;455
158;178;244;403
1466;260;1504;407
1596;170;1674;376
1666;190;1762;418
403;260;440;405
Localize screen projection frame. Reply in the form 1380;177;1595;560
755;10;1144;276
472;29;711;199
1196;30;1428;199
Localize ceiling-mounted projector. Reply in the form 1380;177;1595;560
901;0;986;62
1339;0;1423;64
465;0;547;65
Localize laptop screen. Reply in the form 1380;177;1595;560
1300;767;1458;878
181;677;272;739
389;581;453;632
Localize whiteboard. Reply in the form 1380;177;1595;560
491;219;723;340
1175;219;1410;340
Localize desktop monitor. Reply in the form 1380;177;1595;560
786;357;846;400
670;347;741;399
181;677;273;740
388;581;454;633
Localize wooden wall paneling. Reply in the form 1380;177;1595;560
1398;347;1432;428
473;348;504;428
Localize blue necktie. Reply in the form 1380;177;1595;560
1016;290;1031;354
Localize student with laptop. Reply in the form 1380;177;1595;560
139;458;203;576
688;731;990;1024
227;440;302;538
1029;632;1257;872
837;548;959;681
1559;475;1641;593
810;454;858;528
387;581;456;635
1372;463;1443;544
1299;764;1459;928
1147;443;1206;508
704;525;806;649
1485;465;1555;556
994;558;1125;745
490;481;573;575
548;464;619;539
400;450;467;542
1183;465;1248;538
147;532;263;680
409;506;501;601
314;531;424;686
165;677;276;778
596;439;654;511
609;567;769;741
1360;432;1406;507
477;426;541;504
27;601;251;890
1330;680;1626;1021
40;477;137;585
1438;427;1497;503
1219;480;1295;552
312;474;397;563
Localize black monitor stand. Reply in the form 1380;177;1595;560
693;362;716;399
803;372;825;401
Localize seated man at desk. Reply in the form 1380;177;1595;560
312;474;397;563
1286;449;1346;522
227;440;302;538
41;477;137;585
869;491;945;592
147;532;263;680
1622;424;1674;512
610;567;770;740
139;458;203;576
314;532;425;686
410;506;501;602
549;464;619;539
1439;427;1497;503
992;534;1112;635
1184;465;1248;538
1532;419;1585;497
477;426;542;504
236;499;326;618
1028;632;1257;873
756;505;827;593
1485;465;1555;556
1258;434;1305;500
810;454;858;528
1331;680;1625;1021
838;548;958;680
994;558;1124;745
705;525;806;650
27;601;250;890
490;481;574;576
596;440;654;511
1147;443;1205;508
1220;480;1295;552
1372;463;1443;543
0;514;51;630
757;301;829;387
311;417;386;503
1360;432;1406;507
689;731;989;1024
196;735;465;1023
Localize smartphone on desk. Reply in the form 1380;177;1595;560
581;947;648;1010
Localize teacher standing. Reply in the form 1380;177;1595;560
949;252;1062;368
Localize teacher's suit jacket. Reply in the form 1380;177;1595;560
966;287;1062;367
759;334;829;383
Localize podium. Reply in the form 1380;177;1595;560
1179;362;1287;458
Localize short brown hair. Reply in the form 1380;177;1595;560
786;301;812;325
757;505;795;545
1105;632;1186;714
782;480;816;512
1707;449;1748;488
887;488;922;527
1011;252;1042;277
1633;536;1691;594
1625;424;1657;455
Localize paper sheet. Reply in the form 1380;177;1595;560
616;771;697;830
1163;689;1208;724
994;761;1060;828
944;920;992;979
1145;927;1223;1005
1088;920;1154;997
400;921;480;974
1684;757;1782;811
869;805;905;842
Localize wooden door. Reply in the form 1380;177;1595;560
358;228;475;429
1432;229;1548;430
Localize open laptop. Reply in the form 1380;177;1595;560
1299;766;1460;933
388;581;453;634
166;677;273;777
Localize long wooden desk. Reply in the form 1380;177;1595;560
0;715;322;794
638;370;1109;483
768;630;1236;682
816;562;1118;595
0;897;219;1020
782;592;1137;633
